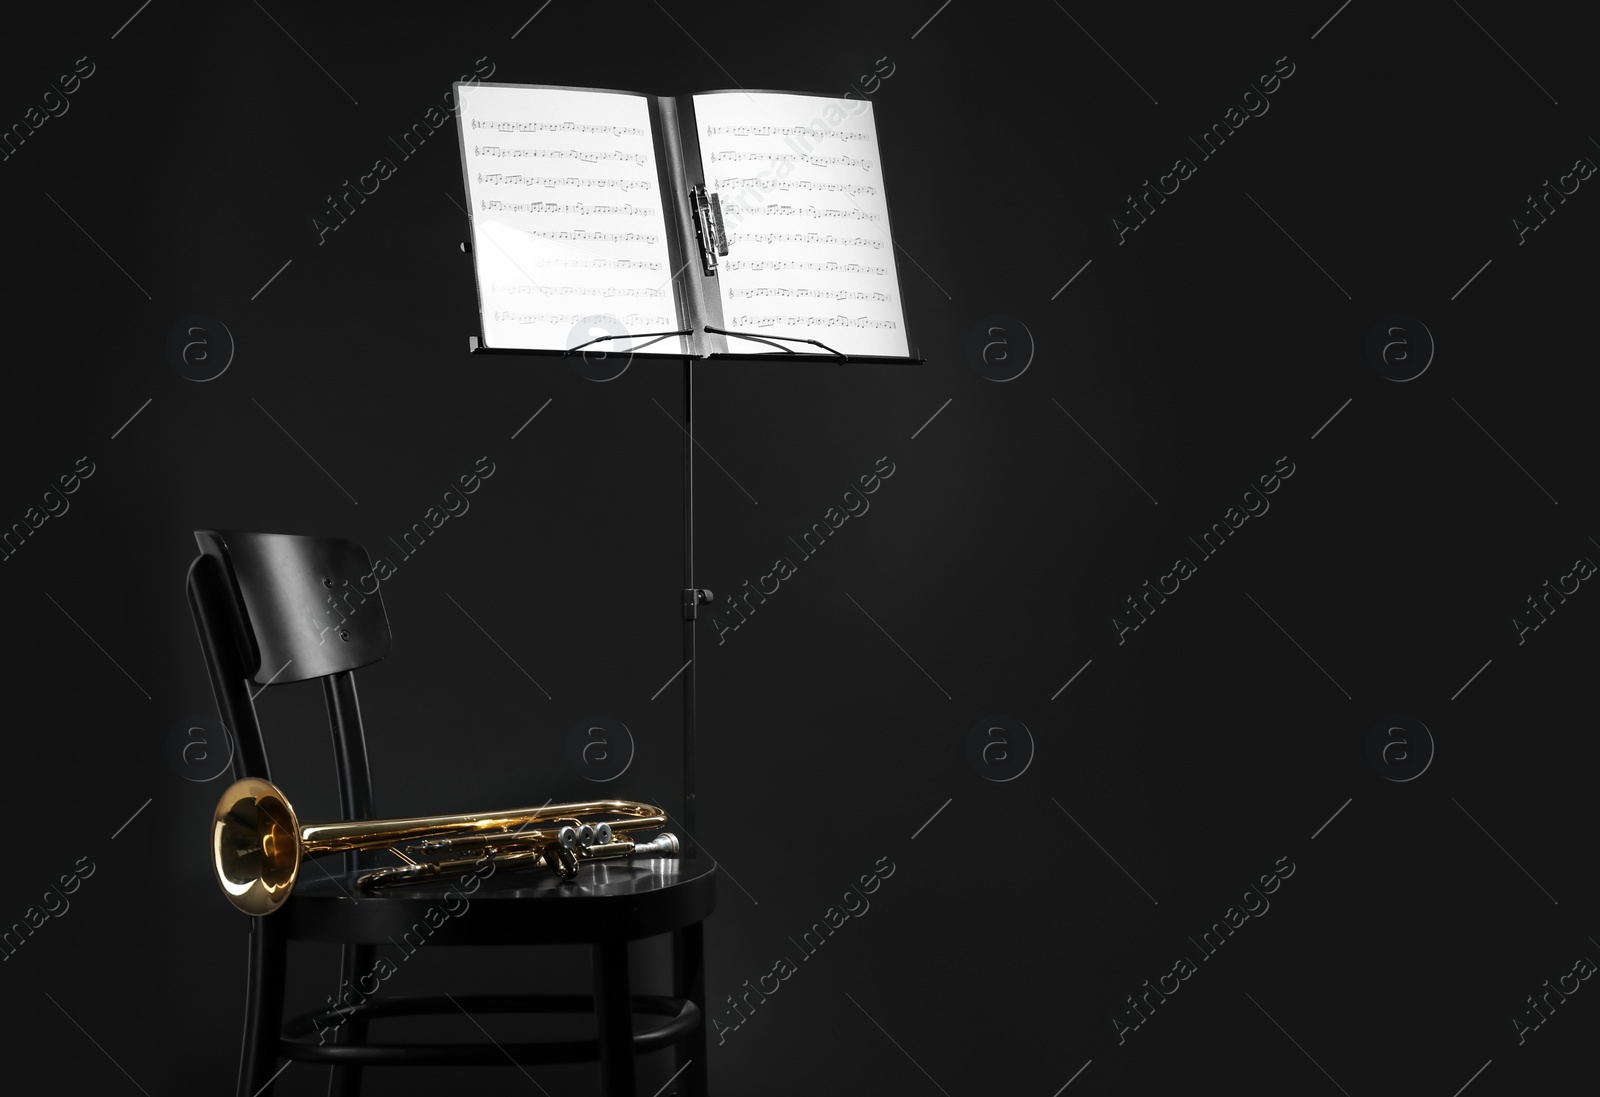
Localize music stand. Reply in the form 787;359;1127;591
456;81;925;845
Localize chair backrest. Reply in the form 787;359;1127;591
186;530;391;826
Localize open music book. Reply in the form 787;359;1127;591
454;83;914;360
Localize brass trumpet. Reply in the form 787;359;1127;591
211;777;679;916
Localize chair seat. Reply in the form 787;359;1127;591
279;856;717;944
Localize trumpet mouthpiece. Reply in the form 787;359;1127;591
638;833;680;855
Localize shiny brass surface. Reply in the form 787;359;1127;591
211;777;672;916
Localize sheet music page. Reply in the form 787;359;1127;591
456;84;683;353
693;92;911;357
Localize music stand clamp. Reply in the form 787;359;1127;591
682;588;715;620
690;185;728;277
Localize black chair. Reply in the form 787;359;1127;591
186;529;715;1096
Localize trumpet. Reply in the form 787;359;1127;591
211;777;679;916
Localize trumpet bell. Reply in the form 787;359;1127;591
213;777;302;916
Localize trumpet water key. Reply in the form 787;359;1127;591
211;777;677;916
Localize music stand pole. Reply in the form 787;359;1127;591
681;356;701;858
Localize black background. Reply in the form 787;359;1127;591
2;2;1596;1094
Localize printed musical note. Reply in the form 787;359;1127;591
705;124;867;141
518;228;660;244
725;232;882;249
709;151;871;170
713;177;877;197
723;260;887;275
495;259;664;272
728;288;889;301
480;200;654;215
720;204;880;221
474;147;648;165
476;173;653;191
729;315;898;329
472;119;647;136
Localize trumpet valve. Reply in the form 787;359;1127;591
543;841;580;879
554;819;586;850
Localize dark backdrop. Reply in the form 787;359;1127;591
2;2;1596;1094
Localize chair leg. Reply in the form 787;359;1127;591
593;939;637;1097
237;918;288;1097
330;942;375;1097
673;924;709;1097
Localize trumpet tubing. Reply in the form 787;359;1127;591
356;833;681;889
211;777;676;916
